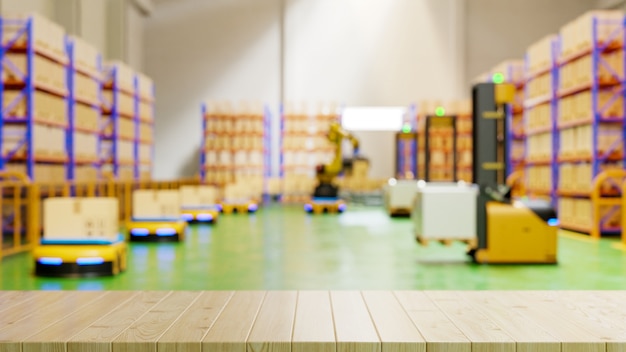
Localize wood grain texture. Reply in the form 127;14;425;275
23;292;136;352
68;291;170;352
425;291;515;352
394;291;470;352
202;291;266;352
0;291;67;328
113;291;200;352
292;291;335;352
0;291;38;313
331;291;380;352
0;291;106;352
157;291;233;352
247;291;297;352
361;291;425;352
492;291;605;352
460;292;559;352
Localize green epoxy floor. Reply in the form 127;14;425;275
1;204;626;290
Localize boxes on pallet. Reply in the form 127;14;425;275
69;35;100;78
526;132;552;162
267;177;282;195
100;140;134;164
102;90;135;117
73;131;99;162
527;74;552;99
526;104;551;132
180;186;218;207
510;142;524;162
74;166;99;182
527;35;557;77
3;90;67;126
558;197;575;225
103;61;135;93
74;72;100;105
101;116;135;140
560;10;624;60
3;53;66;93
139;100;153;122
5;163;53;183
560;51;624;91
136;72;154;101
2;13;66;62
44;197;118;240
139;122;153;142
576;123;622;157
75;103;99;132
139;143;151;163
526;166;552;193
133;190;180;219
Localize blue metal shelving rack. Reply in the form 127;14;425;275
200;103;208;182
395;104;417;179
555;15;626;235
101;64;134;180
523;36;559;206
66;38;103;182
0;15;69;180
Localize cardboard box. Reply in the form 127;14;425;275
136;72;154;101
133;190;180;219
74;104;99;133
2;13;66;62
526;35;557;77
69;35;100;79
103;61;135;93
74;72;100;105
102;90;135;117
73;131;99;162
3;53;66;93
139;100;153;122
180;186;218;207
74;166;99;182
44;197;118;240
3;89;67;126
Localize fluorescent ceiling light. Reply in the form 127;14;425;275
341;107;406;131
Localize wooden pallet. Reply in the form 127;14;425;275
2;291;626;351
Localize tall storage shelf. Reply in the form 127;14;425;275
200;101;270;199
136;72;154;180
524;35;559;202
416;100;467;182
279;103;337;202
555;11;626;235
101;61;136;180
0;14;69;183
67;36;101;182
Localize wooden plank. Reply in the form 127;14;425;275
68;291;171;352
331;291;380;352
515;291;626;352
491;291;606;352
0;291;66;327
393;291;470;352
157;291;233;352
292;291;335;352
202;291;266;352
23;292;135;352
247;291;297;352
424;291;515;352
0;291;106;352
362;291;425;352
0;291;39;312
460;292;559;352
113;291;200;352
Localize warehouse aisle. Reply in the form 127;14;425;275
2;204;626;290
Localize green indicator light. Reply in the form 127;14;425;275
435;107;445;117
492;72;505;84
402;124;411;133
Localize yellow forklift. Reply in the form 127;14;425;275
468;82;558;264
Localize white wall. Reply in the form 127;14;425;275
465;0;598;86
284;0;465;105
0;0;55;17
144;0;281;179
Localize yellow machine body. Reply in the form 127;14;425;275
33;239;127;277
220;201;258;214
181;207;220;223
127;220;187;242
475;202;558;264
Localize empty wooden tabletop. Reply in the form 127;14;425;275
1;291;626;352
